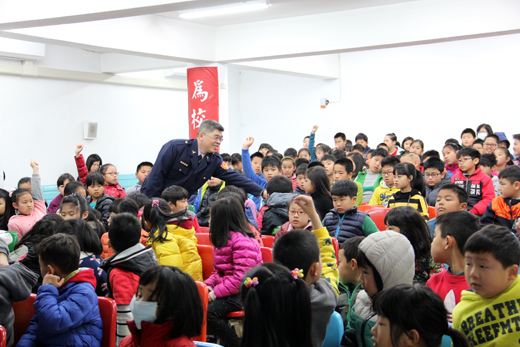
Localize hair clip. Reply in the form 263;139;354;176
244;277;259;288
152;199;159;207
291;268;304;280
137;210;143;218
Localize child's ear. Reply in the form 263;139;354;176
12;202;18;210
81;211;89;220
304;262;320;284
47;264;55;276
352;196;357;204
347;172;353;180
403;329;420;346
350;258;358;270
460;202;468;211
167;201;175;210
508;265;519;281
446;236;456;250
514;181;520;191
440;171;446;179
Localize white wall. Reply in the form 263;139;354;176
0;74;188;189
236;33;520;154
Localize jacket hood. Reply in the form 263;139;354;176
0;262;37;301
359;231;414;290
64;267;97;290
266;192;294;208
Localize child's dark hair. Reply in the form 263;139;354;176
61;193;88;217
373;284;471;347
443;142;461;152
380;156;400;168
355;133;369;142
334;132;346;141
334;158;354;175
384;206;431;260
273;152;284;161
473;138;484;146
16;215;64;249
37;233;80;274
250;151;264;161
298;148;311;157
340;236;365;262
480;153;497;168
346;153;366;177
305;166;331;197
218;186;247;206
209;197;256;248
232;153;242;162
307;161;324;169
498;165;520;184
477;123;494;135
261;155;281;171
17;177;30;187
266;175;293;195
0;188;15;230
143;198;187;243
316;144;332;156
11;188;31;204
109;198;124;214
86;172;104;187
438;184;468;204
64;181;86;196
295;158;309;169
221;153;232;163
332;149;346;160
57;173;75;188
445;138;461;147
281;156;296;167
331;180;358;198
411;139;424;151
126;193;150;209
99;163;117;176
273;229;319;278
86;154;102;173
371;148;389;159
56;219;103;255
356;249;383;292
422;150;440;160
259;143;273;152
161;185;190;206
461;128;476;138
295;163;309;176
495;146;514;166
320;154;336;163
366;149;375;157
465;225;520;269
138;266;203;338
284;148;298;158
456;147;481;167
352;144;365;153
394;162;426;196
401;136;414;145
240;263;313;347
377;143;389;150
108;213;142;253
118;198;139;216
136;161;153;172
436;211;479;254
423;157;445;172
385;133;398;142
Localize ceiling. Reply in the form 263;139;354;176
158;0;417;26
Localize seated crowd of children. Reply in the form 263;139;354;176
0;122;520;347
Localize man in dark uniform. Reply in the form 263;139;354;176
141;120;267;199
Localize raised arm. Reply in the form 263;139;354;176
309;125;318;162
241;137;267;188
30;160;44;201
74;145;88;186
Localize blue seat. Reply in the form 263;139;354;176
193;342;223;347
41;184;59;202
323;311;343;347
117;174;139;190
440;334;452;347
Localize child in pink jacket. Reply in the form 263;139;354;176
204;197;262;347
8;160;46;239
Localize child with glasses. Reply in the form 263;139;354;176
369;156;400;206
100;163;127;199
274;196;313;242
451;147;494;216
423;157;452;206
483;134;499;154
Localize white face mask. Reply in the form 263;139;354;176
129;295;158;329
477;133;487;140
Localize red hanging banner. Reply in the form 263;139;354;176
187;67;219;139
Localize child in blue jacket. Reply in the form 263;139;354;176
17;234;102;347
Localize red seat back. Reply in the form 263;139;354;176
0;325;6;347
13;293;36;346
261;247;273;263
195;233;213;247
98;297;117;347
197;244;214;280
331;237;339;265
428;206;437;220
199;226;210;233
368;208;389;231
261;235;275;248
193;282;208;342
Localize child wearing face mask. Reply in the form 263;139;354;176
121;266;203;347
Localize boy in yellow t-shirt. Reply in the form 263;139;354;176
369;156;400;206
452;225;520;346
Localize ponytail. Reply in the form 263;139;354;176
446;327;471;347
143;198;187;243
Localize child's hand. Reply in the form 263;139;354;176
30;159;39;174
208;287;216;302
42;273;65;288
293;195;322;229
242;137;255;150
311;125;318;134
75;144;84;157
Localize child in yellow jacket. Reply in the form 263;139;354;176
142;198;202;282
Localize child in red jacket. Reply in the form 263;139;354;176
451;147;494;216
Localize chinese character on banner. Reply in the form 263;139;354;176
191;108;206;129
187;67;219;139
